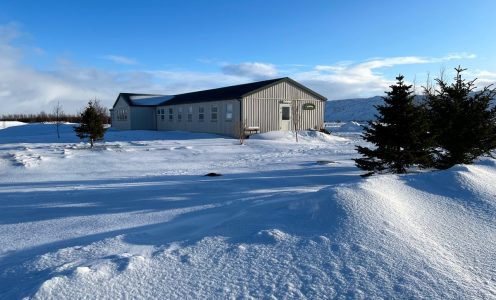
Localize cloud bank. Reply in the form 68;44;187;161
0;23;492;114
221;62;278;79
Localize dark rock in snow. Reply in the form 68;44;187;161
205;172;222;177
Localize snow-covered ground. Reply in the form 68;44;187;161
0;123;494;299
0;120;27;129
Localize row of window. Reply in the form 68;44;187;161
116;108;128;121
157;103;233;122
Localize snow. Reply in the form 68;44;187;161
128;95;162;100
0;120;26;129
130;95;174;106
0;123;495;299
326;121;364;134
251;130;347;143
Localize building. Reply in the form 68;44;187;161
110;77;327;137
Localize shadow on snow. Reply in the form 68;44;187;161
0;164;359;298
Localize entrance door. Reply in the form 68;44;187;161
279;104;291;130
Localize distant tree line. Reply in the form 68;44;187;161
0;112;82;123
355;66;496;176
1;107;111;124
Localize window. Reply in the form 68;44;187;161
157;108;165;121
282;107;290;120
178;107;183;121
187;106;193;122
211;106;218;122
169;108;174;121
225;103;233;121
199;106;205;121
117;108;128;121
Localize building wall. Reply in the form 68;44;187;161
156;100;240;137
130;107;156;130
242;81;325;132
111;96;132;130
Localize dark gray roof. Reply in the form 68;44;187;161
130;95;174;106
165;77;326;105
112;93;164;108
113;77;327;108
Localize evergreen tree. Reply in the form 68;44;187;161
355;75;432;176
74;100;108;148
425;66;496;169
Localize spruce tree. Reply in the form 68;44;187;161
355;75;432;176
425;66;496;169
74;100;108;148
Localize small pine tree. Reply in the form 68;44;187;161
74;100;108;148
355;75;432;176
425;66;496;169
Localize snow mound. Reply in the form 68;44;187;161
0;121;26;129
0;123;495;299
331;160;496;298
22;159;496;299
255;229;292;243
251;130;347;143
8;151;43;168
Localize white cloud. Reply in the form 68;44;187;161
146;70;246;92
293;53;482;100
467;70;496;87
0;23;492;115
102;55;137;65
0;25;155;114
440;53;477;61
221;62;278;79
0;30;260;114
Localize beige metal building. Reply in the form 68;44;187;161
110;77;327;137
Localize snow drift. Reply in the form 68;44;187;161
0;123;494;299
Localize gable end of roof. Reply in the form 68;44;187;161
112;93;164;108
241;77;327;101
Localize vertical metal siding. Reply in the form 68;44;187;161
156;100;240;137
111;96;132;130
242;81;324;133
130;107;156;130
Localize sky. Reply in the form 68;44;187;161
1;0;495;114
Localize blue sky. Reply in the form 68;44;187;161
1;0;495;113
